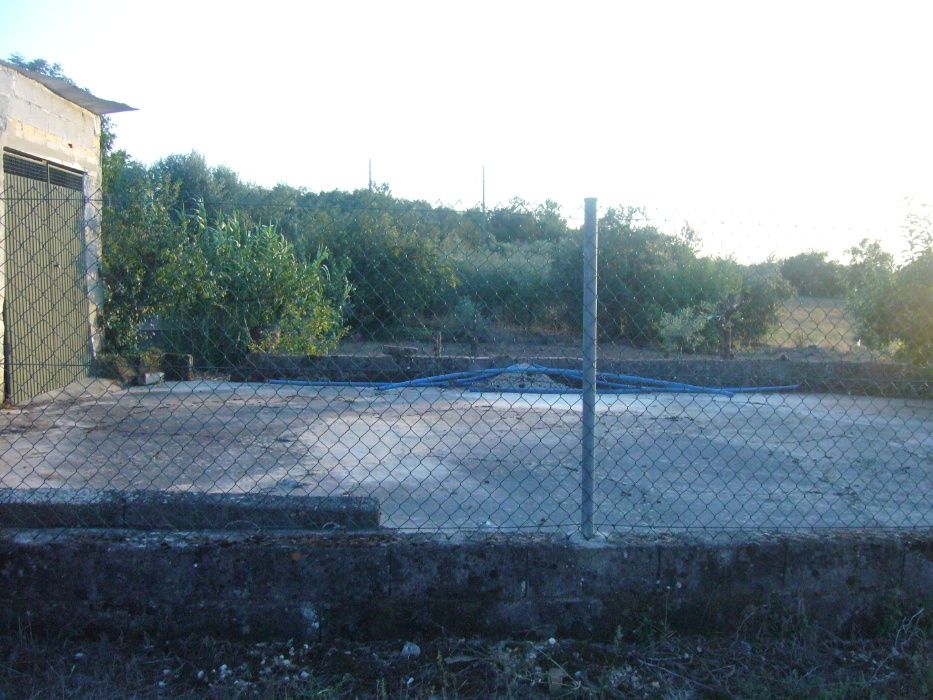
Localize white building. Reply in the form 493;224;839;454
0;60;132;403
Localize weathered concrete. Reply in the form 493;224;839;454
0;64;103;179
0;530;929;641
137;371;164;386
1;381;928;537
0;488;379;530
238;353;932;398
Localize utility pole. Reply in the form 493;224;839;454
368;159;372;191
482;165;488;238
482;165;486;216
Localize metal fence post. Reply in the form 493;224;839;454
581;197;598;539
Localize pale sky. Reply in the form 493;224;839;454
2;0;932;262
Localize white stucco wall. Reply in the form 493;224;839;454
0;64;105;398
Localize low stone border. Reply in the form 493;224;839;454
0;489;380;531
1;529;929;641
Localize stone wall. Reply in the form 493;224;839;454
1;529;930;641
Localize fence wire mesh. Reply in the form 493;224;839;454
0;167;930;539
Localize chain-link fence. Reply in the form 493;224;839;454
0;165;930;538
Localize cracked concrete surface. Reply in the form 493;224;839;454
0;380;929;539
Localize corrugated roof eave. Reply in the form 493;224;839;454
0;60;135;115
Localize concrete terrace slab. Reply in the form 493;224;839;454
0;380;930;539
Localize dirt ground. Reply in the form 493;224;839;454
0;380;929;538
1;619;930;699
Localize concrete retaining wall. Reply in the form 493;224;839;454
2;530;930;641
0;489;379;530
237;354;932;398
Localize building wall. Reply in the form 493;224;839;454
0;64;104;400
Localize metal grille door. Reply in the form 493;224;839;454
3;152;90;404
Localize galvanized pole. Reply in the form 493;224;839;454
581;197;598;539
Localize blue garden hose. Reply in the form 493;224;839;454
268;363;798;396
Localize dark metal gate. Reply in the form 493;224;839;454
2;150;90;404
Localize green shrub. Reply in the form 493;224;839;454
295;192;457;337
551;211;791;350
100;152;185;353
779;251;846;297
552;212;665;343
732;264;795;346
890;250;933;364
554;209;737;345
658;305;716;354
485;198;568;244
845;239;900;352
450;297;490;347
849;240;933;364
159;214;349;367
452;242;558;328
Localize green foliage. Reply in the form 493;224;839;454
452;242;559;328
554;208;740;345
732;264;795;346
158;213;349;366
658;305;716;354
95;139;921;363
551;210;791;349
890;250;933;364
100;151;184;353
101;151;350;364
6;54;70;81
486;198;567;244
450;297;490;346
15;58;927;365
904;200;932;258
654;266;792;354
845;239;900;351
149;152;234;218
553;209;652;342
295;190;458;336
845;238;932;363
101;151;795;352
779;251;846;297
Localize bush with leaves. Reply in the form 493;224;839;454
295;190;457;337
449;297;491;353
158;213;349;367
847;239;932;364
731;264;794;346
553;208;736;344
100;152;185;353
889;250;933;364
452;242;559;329
658;305;717;354
552;210;792;350
779;251;846;297
485;198;568;244
845;240;900;352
